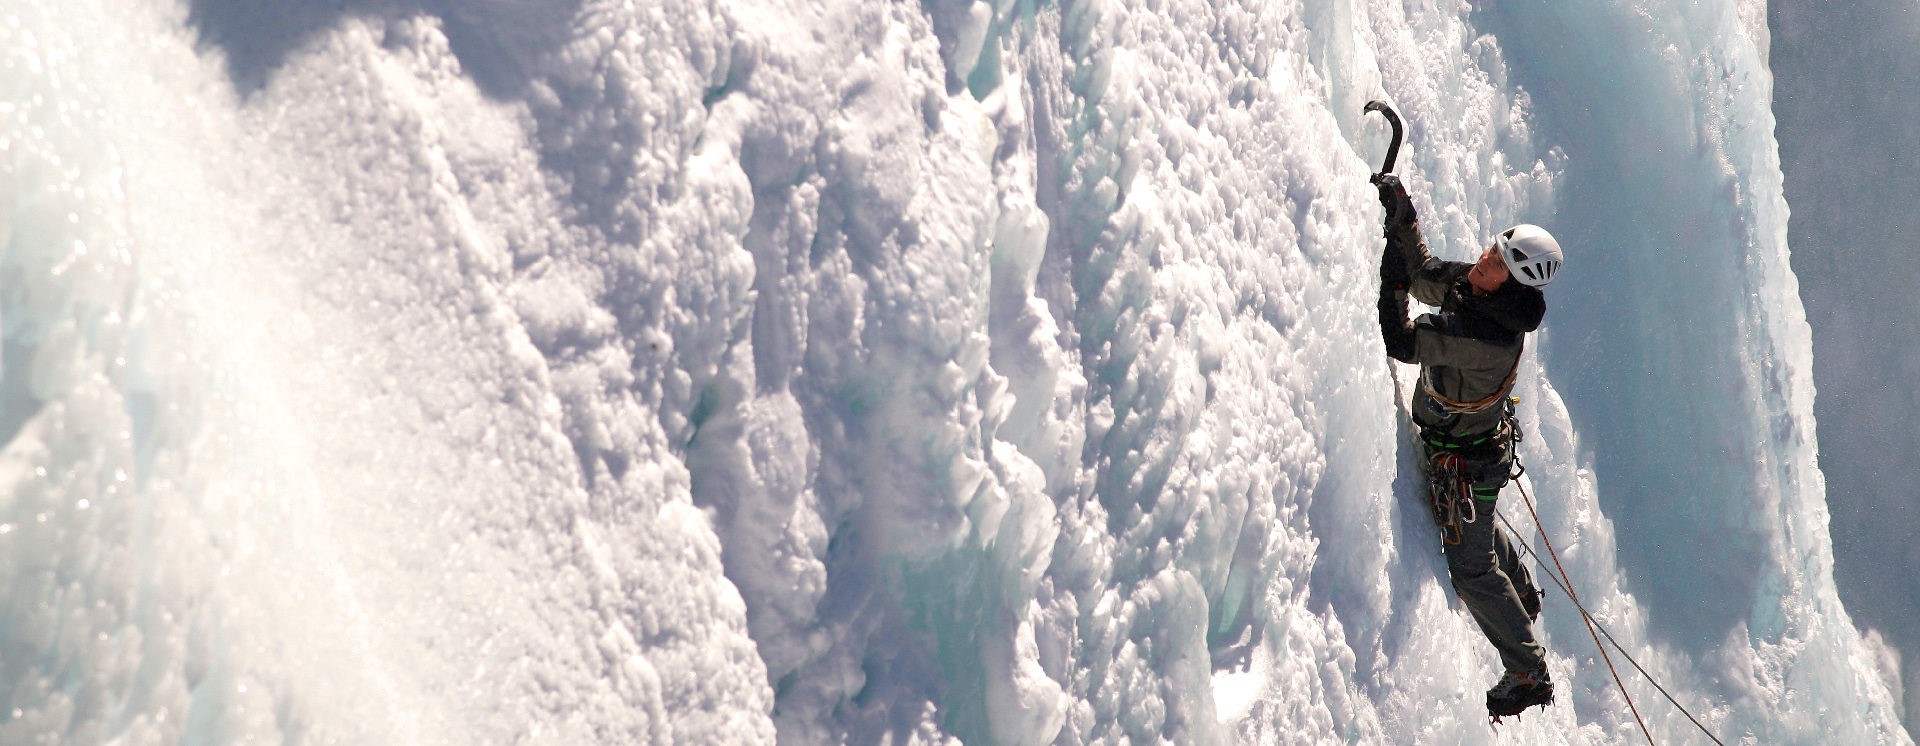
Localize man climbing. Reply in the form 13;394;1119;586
1373;172;1564;719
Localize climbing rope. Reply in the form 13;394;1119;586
1391;367;1721;741
1501;474;1728;746
1504;472;1654;742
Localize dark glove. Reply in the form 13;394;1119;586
1378;281;1416;363
1371;173;1416;233
1380;237;1409;287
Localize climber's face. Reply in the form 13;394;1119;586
1468;245;1510;294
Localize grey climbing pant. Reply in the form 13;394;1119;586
1423;441;1547;674
1444;491;1546;674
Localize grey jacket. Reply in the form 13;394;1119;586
1378;219;1546;439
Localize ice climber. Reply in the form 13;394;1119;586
1373;172;1563;720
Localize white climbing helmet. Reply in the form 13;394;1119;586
1495;224;1563;287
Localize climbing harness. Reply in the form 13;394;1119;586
1417;349;1522;550
1422;414;1512;546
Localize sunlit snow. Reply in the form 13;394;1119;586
0;0;1907;744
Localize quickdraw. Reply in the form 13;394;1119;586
1427;451;1479;545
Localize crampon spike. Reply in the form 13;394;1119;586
1490;708;1528;728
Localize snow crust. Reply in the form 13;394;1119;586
0;0;1907;743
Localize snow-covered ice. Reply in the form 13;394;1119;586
0;0;1908;743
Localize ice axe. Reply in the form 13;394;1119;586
1363;100;1403;176
1364;100;1406;237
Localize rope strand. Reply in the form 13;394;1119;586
1389;363;1721;742
1507;476;1654;742
1503;477;1727;746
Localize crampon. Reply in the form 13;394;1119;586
1486;668;1554;724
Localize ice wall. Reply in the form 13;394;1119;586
1772;0;1920;735
2;1;771;742
0;0;1909;743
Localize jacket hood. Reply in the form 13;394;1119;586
1446;277;1545;339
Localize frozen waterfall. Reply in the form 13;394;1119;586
0;0;1907;743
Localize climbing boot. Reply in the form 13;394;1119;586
1486;667;1554;719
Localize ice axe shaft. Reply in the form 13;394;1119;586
1364;100;1403;175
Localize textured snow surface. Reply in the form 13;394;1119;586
0;0;1907;743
